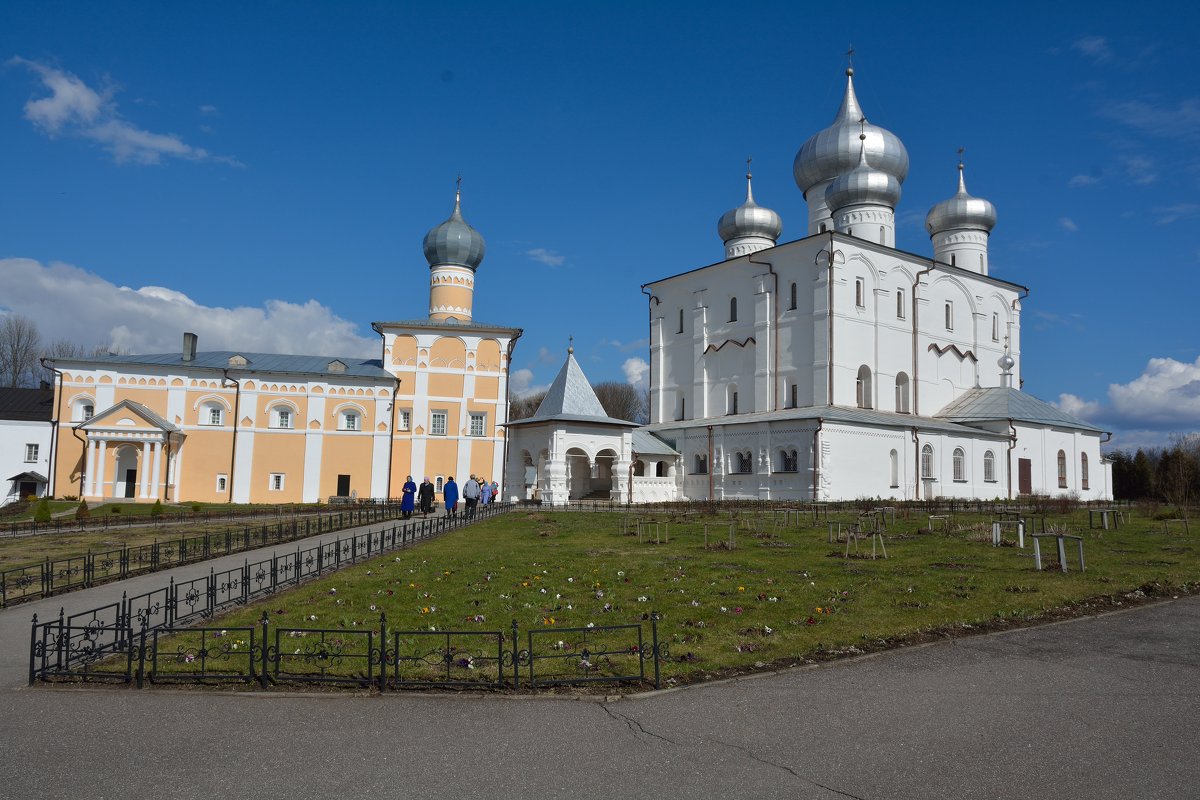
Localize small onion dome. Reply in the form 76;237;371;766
794;68;909;195
717;171;783;244
824;134;902;213
423;189;486;270
998;352;1016;372
925;163;997;236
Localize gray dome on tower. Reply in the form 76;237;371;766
793;68;909;196
423;187;486;270
925;163;997;236
824;134;902;213
717;166;782;258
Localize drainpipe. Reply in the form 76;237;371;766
71;425;88;498
163;432;174;501
640;286;658;423
500;330;523;502
812;418;824;501
1010;287;1030;389
826;232;836;405
1007;419;1017;501
911;427;921;501
748;253;779;411
41;358;64;498
706;424;714;504
628;451;637;505
222;369;241;503
386;376;401;501
912;264;935;417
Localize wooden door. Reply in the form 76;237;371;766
336;474;351;497
1018;459;1032;495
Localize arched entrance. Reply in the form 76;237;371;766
114;446;139;499
565;447;591;501
594;448;617;499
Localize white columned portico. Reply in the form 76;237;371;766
86;439;97;497
140;440;152;498
96;440;107;498
151;441;163;501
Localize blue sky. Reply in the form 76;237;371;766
1;0;1197;450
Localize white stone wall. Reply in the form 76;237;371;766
1;419;53;505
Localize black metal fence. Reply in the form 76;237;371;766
531;497;1133;517
1;502;344;538
2;503;419;608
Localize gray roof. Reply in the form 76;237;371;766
506;353;636;428
632;429;679;456
935;387;1106;433
7;471;47;483
0;388;54;421
81;399;179;432
51;351;393;380
644;404;1008;438
371;319;522;334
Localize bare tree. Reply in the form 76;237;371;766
0;314;42;388
509;390;548;421
593;381;647;424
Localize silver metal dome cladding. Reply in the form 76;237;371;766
925;164;997;236
793;68;910;195
824;136;901;212
422;189;486;270
717;170;783;244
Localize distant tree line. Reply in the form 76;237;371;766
0;313;122;388
1109;434;1200;507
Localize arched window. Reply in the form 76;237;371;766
952;447;966;482
921;444;934;479
693;454;708;475
819;222;827;233
856;365;873;409
1057;450;1068;488
1081;453;1089;490
655;462;667;478
735;452;752;474
72;396;96;422
895;372;911;414
855;278;865;308
789;282;797;310
677;308;684;334
633;460;645;477
678;395;686;421
950;253;957;267
992;312;1000;341
896;289;906;320
879;226;886;244
983;451;996;482
729;297;738;322
944;301;954;330
780;449;798;472
270;405;294;429
200;401;225;426
889;449;899;488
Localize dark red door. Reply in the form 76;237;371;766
1018;459;1032;495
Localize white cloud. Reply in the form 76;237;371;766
1155;203;1200;225
622;357;649;392
1122;155;1157;185
10;57;240;166
1054;393;1100;419
1058;217;1079;233
509;368;548;398
1072;36;1113;64
0;258;376;357
199;104;220;116
1108;356;1200;428
1068;173;1101;188
525;248;565;267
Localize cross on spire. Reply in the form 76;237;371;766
846;44;855;68
567;336;574;355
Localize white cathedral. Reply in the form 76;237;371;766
506;68;1112;504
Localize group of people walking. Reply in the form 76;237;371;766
399;474;499;519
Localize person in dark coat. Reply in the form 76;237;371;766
400;476;416;518
443;476;459;517
418;477;435;515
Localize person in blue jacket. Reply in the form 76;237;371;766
400;475;416;519
442;476;459;517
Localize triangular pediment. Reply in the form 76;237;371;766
79;399;178;432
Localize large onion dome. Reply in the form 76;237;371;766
793;68;909;195
422;188;486;270
717;169;783;244
825;134;902;213
925;163;997;236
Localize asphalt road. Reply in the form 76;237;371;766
1;527;1196;800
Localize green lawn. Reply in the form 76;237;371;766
175;507;1198;687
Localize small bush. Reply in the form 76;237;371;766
150;499;163;517
34;497;52;523
191;503;203;514
61;494;78;501
110;505;122;515
76;499;90;519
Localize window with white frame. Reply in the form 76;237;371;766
83;404;94;420
734;452;752;474
896;289;906;320
271;406;292;429
201;403;224;426
1058;450;1068;488
24;443;39;463
983;451;996;482
269;473;285;491
895;372;911;414
1082;453;1090;490
435;476;444;493
338;411;360;431
780;449;798;472
952;447;966;482
855;278;865;308
398;409;411;431
944;301;954;331
856;365;873;409
430;411;448;436
921;444;935;479
73;397;95;422
216;474;228;493
469;412;486;437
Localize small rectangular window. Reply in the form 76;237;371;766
992;313;1000;341
789;383;798;409
277;409;291;429
398;410;411;431
208;408;222;425
945;302;954;331
435;476;444;493
269;473;285;491
469;412;486;437
431;411;447;436
342;413;358;431
25;443;39;462
216;474;228;492
896;289;906;320
677;308;684;334
855;278;865;308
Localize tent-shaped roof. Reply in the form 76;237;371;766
935;386;1105;434
506;352;635;427
7;471;47;483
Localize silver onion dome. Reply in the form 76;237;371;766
794;69;910;195
925;163;997;236
824;135;901;213
998;352;1016;372
422;188;486;270
717;170;783;244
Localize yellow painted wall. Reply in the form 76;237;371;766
319;435;375;500
249;432;307;503
428;373;464;399
183;428;237;502
474;376;499;401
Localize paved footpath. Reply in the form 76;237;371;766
1;529;1196;799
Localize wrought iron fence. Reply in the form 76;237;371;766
1;503;418;607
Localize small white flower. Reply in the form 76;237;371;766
567;577;574;583
720;606;728;613
586;622;595;628
637;596;648;602
764;626;774;635
617;571;625;577
308;614;318;621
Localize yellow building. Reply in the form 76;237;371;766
45;189;521;504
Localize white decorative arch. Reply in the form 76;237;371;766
192;394;232;412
